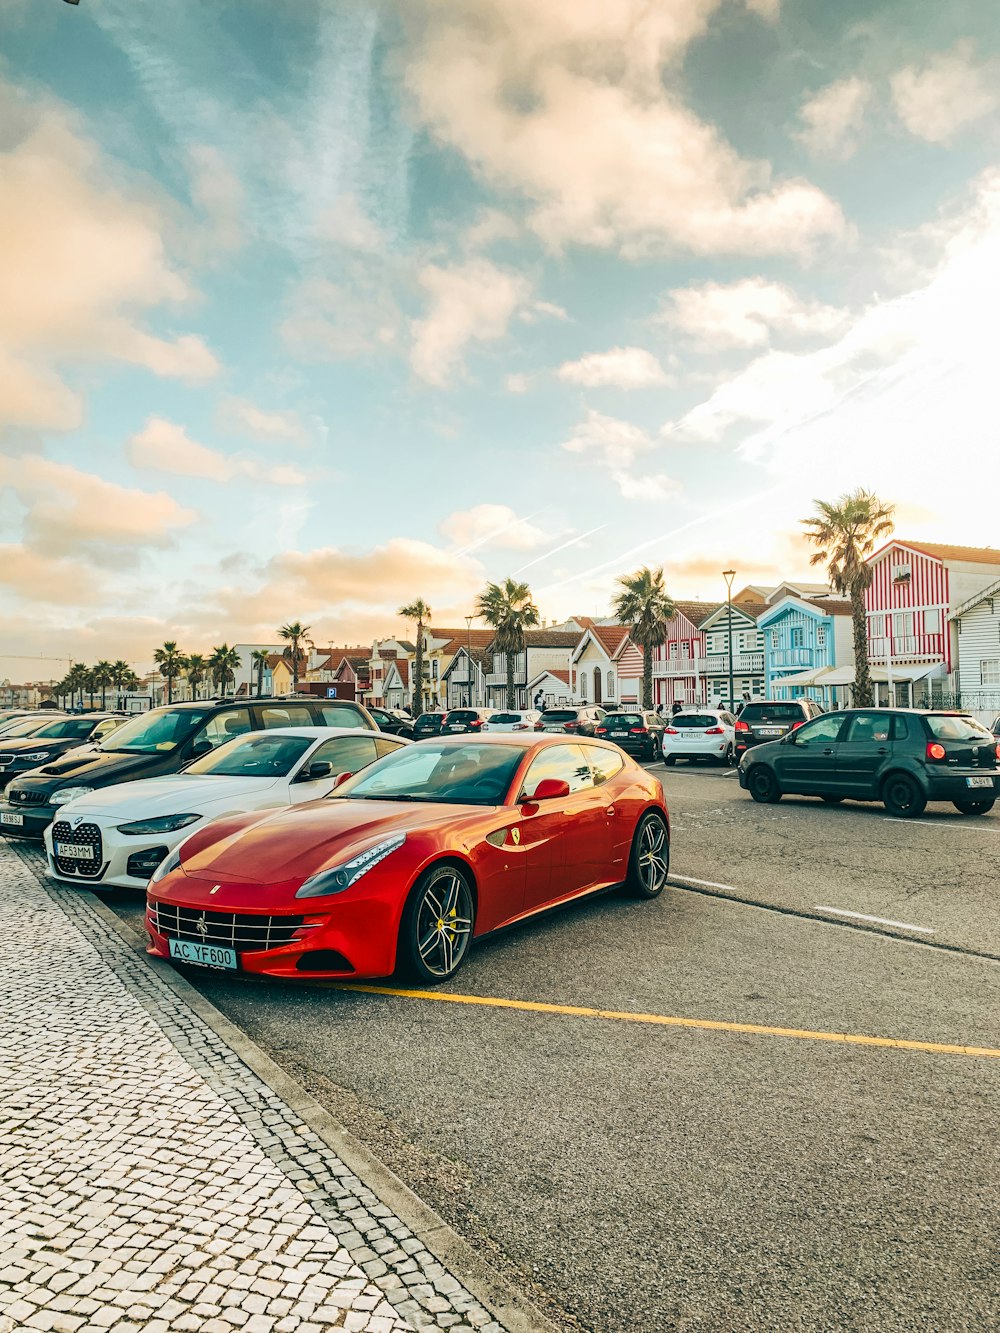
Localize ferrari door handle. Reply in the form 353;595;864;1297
606;806;616;816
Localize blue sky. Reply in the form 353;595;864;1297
2;0;999;677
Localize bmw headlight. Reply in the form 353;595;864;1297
51;786;96;806
21;751;52;762
150;846;183;883
295;834;406;900
116;813;201;835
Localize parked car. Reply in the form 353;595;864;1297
45;727;407;890
441;707;494;734
991;714;1000;738
0;714;127;790
660;710;737;766
0;695;378;840
0;712;67;739
365;705;416;740
739;708;1000;817
412;712;447;740
482;710;541;733
733;699;824;760
535;706;607;737
596;710;665;761
146;734;669;983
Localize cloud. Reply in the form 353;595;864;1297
411;259;532;385
281;275;402;362
659;278;847;350
561;408;677;500
506;373;532;394
216;398;308;443
557;346;670;388
891;42;999;144
0;546;109;607
405;0;843;256
439;505;549;552
795;77;871;160
128;418;306;486
187;144;244;253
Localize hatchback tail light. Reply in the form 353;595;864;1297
790;719;806;729
704;726;724;734
665;726;679;734
564;721;579;731
735;720;750;732
534;722;544;731
926;741;946;761
996;743;1000;760
512;723;529;730
470;718;484;729
630;726;648;734
595;726;607;734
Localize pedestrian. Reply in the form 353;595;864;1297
671;700;683;716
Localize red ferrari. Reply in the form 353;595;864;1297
146;734;669;983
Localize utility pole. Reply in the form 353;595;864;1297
723;569;736;711
465;615;474;708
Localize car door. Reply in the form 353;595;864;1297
834;712;894;797
289;734;382;801
771;713;847;793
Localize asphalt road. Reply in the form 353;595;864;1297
101;766;1000;1332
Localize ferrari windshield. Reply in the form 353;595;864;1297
334;740;523;805
185;733;314;777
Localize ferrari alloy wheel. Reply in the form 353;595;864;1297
399;864;475;983
626;811;669;899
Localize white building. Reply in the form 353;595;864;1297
951;578;1000;721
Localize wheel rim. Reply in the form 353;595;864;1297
887;778;914;810
415;873;473;977
752;770;773;798
637;817;668;892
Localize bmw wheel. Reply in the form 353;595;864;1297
625;810;670;899
398;863;475;983
747;766;782;804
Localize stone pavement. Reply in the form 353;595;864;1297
0;841;507;1333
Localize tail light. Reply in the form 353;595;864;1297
563;721;578;731
926;741;946;761
470;718;484;729
996;743;1000;760
534;722;544;731
513;723;529;730
735;720;750;732
704;726;724;735
630;727;648;734
790;719;806;730
439;714;449;725
595;726;607;734
665;726;679;734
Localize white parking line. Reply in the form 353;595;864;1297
815;906;934;934
886;818;1000;831
671;873;740;892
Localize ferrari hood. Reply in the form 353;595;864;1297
180;797;487;885
64;775;279;820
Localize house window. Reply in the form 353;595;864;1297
669;643;678;659
816;626;826;648
680;642;690;658
606;671;615;698
982;660;1000;686
770;630;779;650
791;627;804;648
870;615;885;637
892;563;911;584
892;611;914;638
924;608;942;634
579;671;588;699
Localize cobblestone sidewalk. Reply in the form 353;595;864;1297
0;841;505;1333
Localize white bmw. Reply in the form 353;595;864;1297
44;726;407;890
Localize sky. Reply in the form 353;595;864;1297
2;0;1000;679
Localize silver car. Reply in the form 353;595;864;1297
662;710;738;766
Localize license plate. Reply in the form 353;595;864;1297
608;730;626;737
757;728;781;736
966;776;994;788
0;812;23;826
56;843;93;860
168;939;238;969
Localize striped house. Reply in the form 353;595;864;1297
650;601;718;707
950;578;1000;720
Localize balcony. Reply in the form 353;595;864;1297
771;647;814;669
486;669;526;687
653;652;763;678
868;634;945;662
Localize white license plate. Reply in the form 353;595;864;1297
56;843;94;860
966;776;994;788
168;938;238;969
0;812;23;826
608;730;627;736
757;728;781;736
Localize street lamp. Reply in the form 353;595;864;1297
723;569;736;711
465;615;474;708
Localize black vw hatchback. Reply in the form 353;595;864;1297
739;709;999;817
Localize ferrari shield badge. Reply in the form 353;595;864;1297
511;827;520;845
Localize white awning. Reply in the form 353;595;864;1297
775;662;944;688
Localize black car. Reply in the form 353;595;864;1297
0;695;377;840
440;707;494;734
739;708;999;817
595;710;665;760
0;714;126;790
734;699;824;759
412;712;447;739
365;705;416;740
991;714;1000;739
535;706;608;737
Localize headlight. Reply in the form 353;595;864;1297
116;813;201;835
50;786;96;806
150;847;183;883
20;751;52;762
295;834;406;900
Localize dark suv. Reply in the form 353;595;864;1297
595;710;665;760
0;714;126;790
734;699;823;759
413;712;447;739
739;708;999;817
535;706;608;737
0;695;376;839
441;707;494;734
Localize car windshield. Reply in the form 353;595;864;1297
741;704;803;721
100;708;204;753
31;718;99;740
672;715;718;728
0;716;61;738
541;710;577;721
925;714;994;741
333;741;523;805
185;733;314;777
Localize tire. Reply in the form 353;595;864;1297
650;738;661;761
663;754;676;767
397;863;476;984
881;773;927;818
625;810;670;898
720;744;735;767
747;766;782;804
820;795;844;805
953;798;996;815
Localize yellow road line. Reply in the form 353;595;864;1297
324;983;1000;1060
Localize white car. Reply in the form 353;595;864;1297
44;726;407;890
662;710;738;766
482;710;541;733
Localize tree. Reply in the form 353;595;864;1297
110;660;133;707
477;579;540;709
398;599;431;716
65;663;88;709
185;653;207;701
153;640;186;705
209;644;241;696
277;622;310;691
82;666;97;709
612;566;675;709
801;488;895;707
92;660;114;710
251;649;270;698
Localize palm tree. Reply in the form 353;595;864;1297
110;660;132;708
612;566;676;709
153;640;186;705
82;666;98;709
209;644;241;696
65;663;88;709
250;649;270;698
398;599;432;716
477;579;540;709
185;653;208;701
92;660;114;710
277;622;310;691
801;488;895;707
53;673;74;709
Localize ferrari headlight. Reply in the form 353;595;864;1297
150;846;183;883
116;813;201;835
295;834;406;900
51;786;95;806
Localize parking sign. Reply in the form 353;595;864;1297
326;687;338;698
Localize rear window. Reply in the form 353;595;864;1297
448;710;478;721
671;715;718;728
541;710;577;721
740;704;804;722
925;714;994;741
605;714;642;726
489;713;522;724
415;713;440;724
